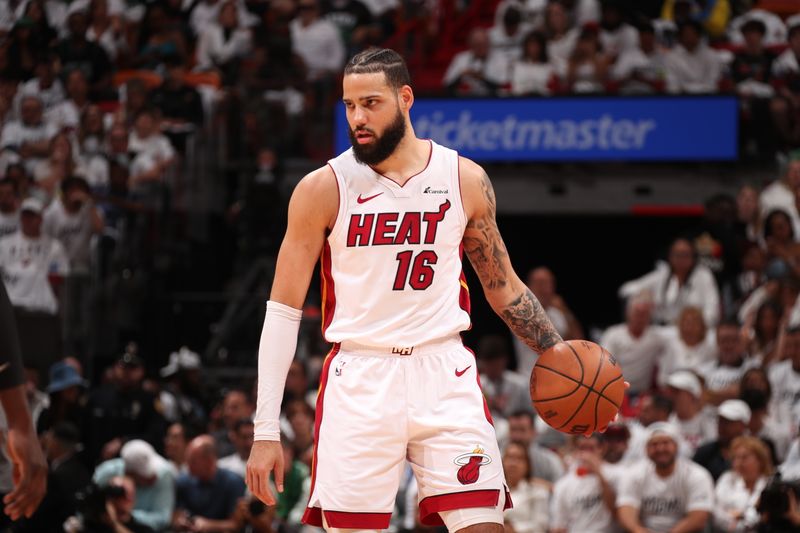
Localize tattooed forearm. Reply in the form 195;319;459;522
463;172;509;290
501;289;563;354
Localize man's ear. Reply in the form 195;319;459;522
398;84;414;111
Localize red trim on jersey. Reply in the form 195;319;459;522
372;139;433;188
464;345;494;426
418;489;504;526
320;241;335;337
458;243;471;317
325;163;341;231
301;344;341;527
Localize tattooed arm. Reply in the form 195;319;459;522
459;157;563;354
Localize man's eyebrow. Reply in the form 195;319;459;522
342;94;384;103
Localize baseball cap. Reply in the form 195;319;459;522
718;399;751;423
666;371;702;399
121;440;158;478
646;421;681;443
160;346;201;377
118;352;143;367
47;361;88;393
20;197;43;215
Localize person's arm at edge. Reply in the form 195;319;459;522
0;282;46;520
617;505;648;533
246;166;337;506
460;157;562;355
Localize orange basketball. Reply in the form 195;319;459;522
530;340;625;435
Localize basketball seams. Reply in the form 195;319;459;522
532;342;624;434
533;363;620;407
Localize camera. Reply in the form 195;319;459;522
73;483;127;531
756;473;800;533
248;498;267;517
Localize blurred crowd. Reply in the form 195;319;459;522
1;0;800;532
442;0;800;157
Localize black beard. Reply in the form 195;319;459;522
348;110;406;166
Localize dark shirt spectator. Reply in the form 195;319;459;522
84;351;167;464
174;435;245;531
54;6;112;95
321;0;373;55
693;399;751;481
212;389;253;458
15;422;90;533
150;59;205;128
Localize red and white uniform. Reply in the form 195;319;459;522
303;140;510;530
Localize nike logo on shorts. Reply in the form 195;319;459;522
357;192;383;204
455;366;471;377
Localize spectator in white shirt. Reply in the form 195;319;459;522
488;5;532;63
195;0;252;80
619;237;721;327
128;108;176;188
542;1;577;73
623;394;674;464
502;440;550;533
0;94;58;176
290;0;345;82
699;320;755;406
87;0;127;61
612;22;668;94
218;418;253;479
510;31;556;96
768;325;800;429
45;68;91;132
617;422;714;533
658;306;716;386
443;26;510;95
0;197;69;315
759;153;800;221
713;435;773;532
14;54;65;112
600;292;669;394
597;0;638;59
0;177;20;238
551;434;620;533
773;20;799;79
478;335;534;419
665;370;715;454
665;20;721;94
564;25;611;94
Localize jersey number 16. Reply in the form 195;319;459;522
393;250;438;290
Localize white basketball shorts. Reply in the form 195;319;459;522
301;335;512;529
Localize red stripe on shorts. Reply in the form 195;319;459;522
322;510;393;529
418;489;501;526
301;343;341;527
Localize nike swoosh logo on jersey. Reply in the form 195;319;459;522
455;365;471;377
357;192;383;204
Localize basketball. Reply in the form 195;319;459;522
530;340;625;435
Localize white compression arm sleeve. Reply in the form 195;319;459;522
254;300;303;441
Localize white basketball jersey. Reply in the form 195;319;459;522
322;140;471;347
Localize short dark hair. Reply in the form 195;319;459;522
508;410;535;425
344;48;411;90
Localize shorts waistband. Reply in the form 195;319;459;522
338;335;463;356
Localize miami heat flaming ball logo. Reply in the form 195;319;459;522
454;446;492;485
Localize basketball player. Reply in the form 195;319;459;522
246;48;564;532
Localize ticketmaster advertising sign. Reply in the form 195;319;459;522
334;97;738;162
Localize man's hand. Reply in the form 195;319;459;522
247;441;284;505
3;425;47;519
